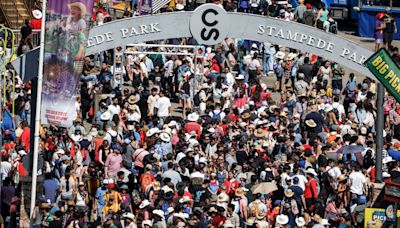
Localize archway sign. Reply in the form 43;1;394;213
86;4;375;79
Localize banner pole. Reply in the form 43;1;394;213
375;83;384;183
30;0;47;218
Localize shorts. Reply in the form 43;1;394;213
375;38;383;44
384;32;394;43
182;94;191;100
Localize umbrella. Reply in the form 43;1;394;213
337;145;364;165
337;145;364;154
251;182;278;194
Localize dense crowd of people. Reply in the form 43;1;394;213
1;0;400;228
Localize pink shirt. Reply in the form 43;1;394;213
105;153;122;177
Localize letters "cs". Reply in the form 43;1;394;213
201;9;219;41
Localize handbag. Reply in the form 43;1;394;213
317;19;324;29
88;105;94;117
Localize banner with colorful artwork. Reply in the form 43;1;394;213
41;0;94;127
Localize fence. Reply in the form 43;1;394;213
11;29;41;47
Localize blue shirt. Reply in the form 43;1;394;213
95;187;107;207
43;179;60;203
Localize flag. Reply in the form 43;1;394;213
152;0;171;13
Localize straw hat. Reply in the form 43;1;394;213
127;95;138;104
179;196;192;204
235;188;245;197
312;214;321;223
68;2;87;16
269;105;279;113
245;217;256;226
338;174;348;182
254;129;264;138
284;189;294;198
305;119;317;128
256;212;266;220
218;193;230;203
142;220;152;227
32;10;42;19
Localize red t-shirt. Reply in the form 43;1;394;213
184;122;202;138
140;173;155;192
304;178;318;199
29;19;41;29
20;127;30;152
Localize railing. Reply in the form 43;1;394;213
11;29;41;47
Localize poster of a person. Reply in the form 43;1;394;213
65;2;87;61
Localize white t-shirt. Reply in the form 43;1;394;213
156;96;171;117
332;102;345;121
147;94;159;115
0;161;11;180
349;171;367;195
328;166;342;180
249;59;261;71
108;104;121;117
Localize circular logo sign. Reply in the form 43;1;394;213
189;4;229;45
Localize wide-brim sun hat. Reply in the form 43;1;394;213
235;74;245;80
146;127;160;137
284;189;294;198
152;209;164;218
287;52;297;60
100;111;112;121
68;2;87;16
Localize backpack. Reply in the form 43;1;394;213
107;132;118;145
193;93;201;107
211;110;222;121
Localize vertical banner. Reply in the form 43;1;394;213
41;0;94;127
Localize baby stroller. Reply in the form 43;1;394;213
328;18;338;34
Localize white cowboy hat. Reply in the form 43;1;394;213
146;127;160;137
176;3;184;10
160;132;171;142
100;111;111;121
167;207;175;214
296;217;306;226
275;51;286;59
18;150;27;156
139;199;150;209
142;220;152;227
320;219;330;226
276;214;289;225
152;209;165;219
168;120;178;127
287;52;297;60
235;74;245;80
179;196;192;204
127;125;135;131
187;112;200;122
306;168;318;177
251;43;258;49
32;10;42;19
324;104;333;113
68;2;87;16
223;220;235;227
383;156;394;164
305;119;317;128
122;212;135;221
